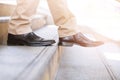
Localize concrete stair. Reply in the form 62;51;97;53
0;25;63;80
56;43;120;80
0;3;62;80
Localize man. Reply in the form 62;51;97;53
7;0;103;46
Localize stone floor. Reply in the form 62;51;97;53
0;25;59;80
56;42;120;80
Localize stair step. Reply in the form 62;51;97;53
0;25;62;80
56;44;120;80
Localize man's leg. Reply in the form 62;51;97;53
8;0;39;34
7;0;55;46
47;0;79;37
47;0;103;47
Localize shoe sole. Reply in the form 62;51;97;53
7;39;55;46
58;41;73;46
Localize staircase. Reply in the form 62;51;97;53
0;3;62;80
56;44;120;80
0;24;62;80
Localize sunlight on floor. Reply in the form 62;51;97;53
104;52;120;61
98;42;120;61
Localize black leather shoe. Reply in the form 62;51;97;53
7;32;55;46
59;32;104;47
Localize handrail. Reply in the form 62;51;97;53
0;16;10;22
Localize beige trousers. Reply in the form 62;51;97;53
8;0;79;37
